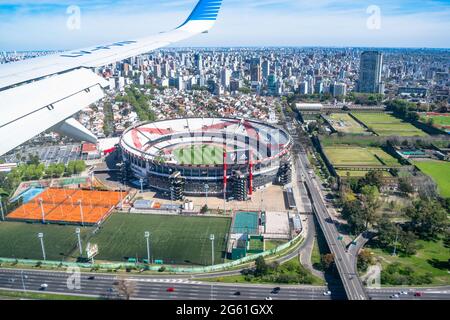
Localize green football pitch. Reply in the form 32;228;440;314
173;144;223;165
414;160;450;198
0;222;92;261
352;113;427;137
90;213;232;266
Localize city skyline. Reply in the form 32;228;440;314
1;0;450;50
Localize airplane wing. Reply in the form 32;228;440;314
0;0;223;156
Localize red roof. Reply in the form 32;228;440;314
82;143;98;153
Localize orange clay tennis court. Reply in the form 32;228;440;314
7;188;127;225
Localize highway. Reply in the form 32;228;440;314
0;268;343;300
1;268;449;300
295;151;368;300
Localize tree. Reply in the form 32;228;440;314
360;171;384;190
321;253;335;270
377;215;399;248
398;177;414;194
399;231;418;256
360;185;381;228
254;256;268;277
404;199;448;240
341;200;366;234
115;276;136;300
200;205;209;214
357;249;374;272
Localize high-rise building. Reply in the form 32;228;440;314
330;82;347;97
357;51;383;94
262;60;270;79
220;67;231;89
250;57;262;84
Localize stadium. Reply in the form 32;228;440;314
119;117;293;200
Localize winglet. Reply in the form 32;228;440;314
177;0;223;32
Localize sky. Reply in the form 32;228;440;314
0;0;449;51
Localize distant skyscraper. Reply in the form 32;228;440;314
250;57;262;83
262;60;270;79
194;53;203;73
220;68;231;89
357;51;383;94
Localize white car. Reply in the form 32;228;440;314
400;291;408;295
265;297;273;300
40;283;48;290
323;291;332;296
390;294;399;298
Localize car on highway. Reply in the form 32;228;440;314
167;287;175;292
323;291;331;296
390;293;399;299
414;292;423;297
400;291;408;295
233;291;241;296
40;283;48;290
88;276;95;280
265;296;273;300
271;287;280;294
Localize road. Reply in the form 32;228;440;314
0;268;343;300
1;268;449;300
295;151;368;300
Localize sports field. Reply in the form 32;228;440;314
414;160;450;198
90;213;231;265
0;222;92;260
352;113;427;137
327;113;367;134
173;144;223;165
324;146;401;167
7;188;124;225
420;113;450;133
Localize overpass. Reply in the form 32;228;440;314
295;151;368;300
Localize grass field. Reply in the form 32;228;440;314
173;144;223;165
414;160;450;198
369;237;450;286
420;114;450;133
324;146;401;167
90;213;231;266
328;113;367;134
352;113;427;137
336;170;392;178
0;222;92;260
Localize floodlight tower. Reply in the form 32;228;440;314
38;198;45;223
75;228;82;256
38;233;46;261
139;178;144;194
78;200;85;227
144;231;151;264
210;234;215;266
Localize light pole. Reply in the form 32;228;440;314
144;231;151;264
139;178;144;194
204;184;209;208
210;234;215;266
75;228;82;256
38;233;46;261
78;200;85;227
38;198;45;223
